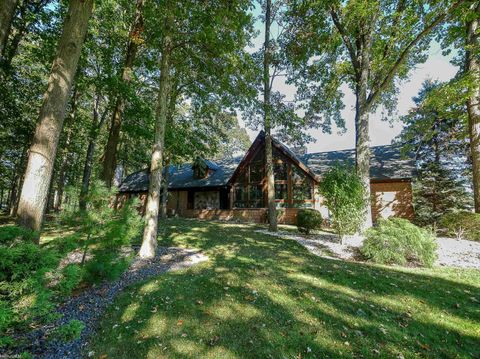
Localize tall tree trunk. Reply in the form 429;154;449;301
139;27;172;259
16;0;93;234
54;87;79;211
79;95;108;210
160;158;170;219
264;0;277;232
466;2;480;212
355;68;373;229
9;147;27;217
0;0;18;60
101;0;144;188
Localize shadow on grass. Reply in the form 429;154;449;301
89;219;480;358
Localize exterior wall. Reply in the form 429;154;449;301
117;180;414;225
194;191;220;209
370;181;414;222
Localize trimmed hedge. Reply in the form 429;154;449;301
438;212;480;241
361;218;437;267
297;209;322;234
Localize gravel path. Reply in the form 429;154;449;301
12;247;208;359
257;229;480;269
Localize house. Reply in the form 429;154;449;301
117;131;415;224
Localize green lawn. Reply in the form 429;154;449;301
89;219;480;359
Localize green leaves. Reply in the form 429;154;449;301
319;165;365;239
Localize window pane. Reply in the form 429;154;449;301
275;183;288;200
234;186;247;208
292;165;305;182
250;161;263;182
274;162;287;181
249;185;263;208
293;180;312;201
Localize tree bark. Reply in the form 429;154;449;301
139;27;172;259
160;158;170;219
466;1;480;212
9;147;27;217
355;32;373;230
79;95;108;210
0;0;18;60
101;0;144;188
264;0;277;232
16;0;93;234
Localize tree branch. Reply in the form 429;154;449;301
367;0;466;106
330;7;360;73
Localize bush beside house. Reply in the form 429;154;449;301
297;209;322;234
361;218;437;267
319;165;364;242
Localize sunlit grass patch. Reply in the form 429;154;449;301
89;218;480;358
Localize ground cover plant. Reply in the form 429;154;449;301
88;218;479;358
0;187;142;350
0;222;81;348
361;218;438;267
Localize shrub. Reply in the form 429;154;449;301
438;212;480;241
297;209;322;234
56;264;84;296
0;228;60;347
0;225;38;245
75;181;142;284
319;165;365;242
361;218;437;267
50;319;85;342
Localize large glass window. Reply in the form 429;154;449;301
275;183;288;200
249;185;263;208
232;147;315;208
274;162;288;181
234;185;247;208
293;180;313;201
250;161;263;183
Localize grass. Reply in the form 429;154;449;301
85;218;480;358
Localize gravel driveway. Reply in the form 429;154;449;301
258;229;480;269
12;247;208;359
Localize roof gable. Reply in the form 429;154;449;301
227;131;317;185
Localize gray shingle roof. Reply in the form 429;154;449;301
119;142;414;193
118;156;242;193
301;145;415;180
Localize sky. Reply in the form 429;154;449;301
240;8;459;153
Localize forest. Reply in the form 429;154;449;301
0;0;479;358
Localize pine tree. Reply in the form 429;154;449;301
414;162;471;226
397;80;472;226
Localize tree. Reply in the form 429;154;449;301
0;0;18;61
139;0;255;257
139;12;173;259
397;80;472;225
100;0;144;188
465;1;480;211
263;0;277;231
16;0;94;234
414;162;471;226
319;165;364;243
284;0;465;229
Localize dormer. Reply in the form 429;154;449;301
192;157;219;179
